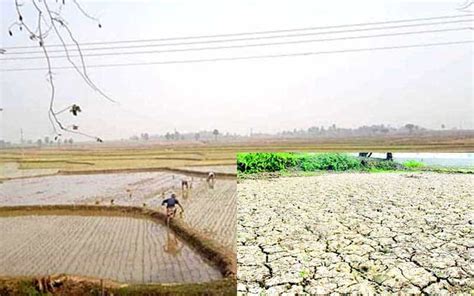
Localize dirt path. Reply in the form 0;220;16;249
237;172;474;295
0;215;222;284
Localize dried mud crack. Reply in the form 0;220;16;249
237;172;473;295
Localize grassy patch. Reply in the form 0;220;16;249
403;160;425;168
237;152;299;174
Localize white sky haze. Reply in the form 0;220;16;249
0;0;473;141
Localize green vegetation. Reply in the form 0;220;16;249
403;160;425;168
237;152;298;174
298;153;361;171
237;152;407;175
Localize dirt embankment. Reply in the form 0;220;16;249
0;166;236;182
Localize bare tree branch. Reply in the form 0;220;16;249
8;0;113;142
457;0;474;12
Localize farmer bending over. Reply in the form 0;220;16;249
207;171;216;182
162;193;184;225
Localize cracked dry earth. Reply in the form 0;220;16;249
237;172;474;295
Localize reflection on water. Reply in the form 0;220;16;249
350;153;474;168
182;190;190;199
0;172;195;206
208;180;215;189
163;228;184;256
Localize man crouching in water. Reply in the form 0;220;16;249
162;193;184;225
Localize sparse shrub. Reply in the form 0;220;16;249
363;159;400;171
237;152;299;174
403;160;425;169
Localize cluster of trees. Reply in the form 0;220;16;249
0;137;74;148
129;133;150;141
36;137;74;147
162;129;220;141
129;129;223;142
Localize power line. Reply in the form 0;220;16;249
1;27;470;61
2;13;472;50
3;40;472;72
4;18;473;55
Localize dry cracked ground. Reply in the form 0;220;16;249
237;172;474;295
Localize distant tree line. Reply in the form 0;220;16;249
274;123;429;138
128;129;232;142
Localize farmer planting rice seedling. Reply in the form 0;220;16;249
236;152;474;295
162;192;185;225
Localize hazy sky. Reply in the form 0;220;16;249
1;0;473;142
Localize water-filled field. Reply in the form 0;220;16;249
0;215;222;284
0;172;188;206
178;165;237;174
0;171;236;251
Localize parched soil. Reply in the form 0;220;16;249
237;172;474;295
0;215;222;284
0;172;236;251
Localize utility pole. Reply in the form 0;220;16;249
20;128;24;157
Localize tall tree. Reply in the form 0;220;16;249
213;129;219;141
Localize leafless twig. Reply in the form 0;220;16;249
457;0;474;12
8;0;114;142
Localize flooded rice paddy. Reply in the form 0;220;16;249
0;171;237;251
0;172;186;206
349;152;474;168
0;215;222;284
178;165;237;174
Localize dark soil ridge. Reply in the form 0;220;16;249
0;205;236;295
0;167;237;182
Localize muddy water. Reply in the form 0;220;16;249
0;172;191;206
0;172;237;251
0;215;222;284
177;165;237;174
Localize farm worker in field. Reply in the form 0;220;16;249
162;193;184;224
